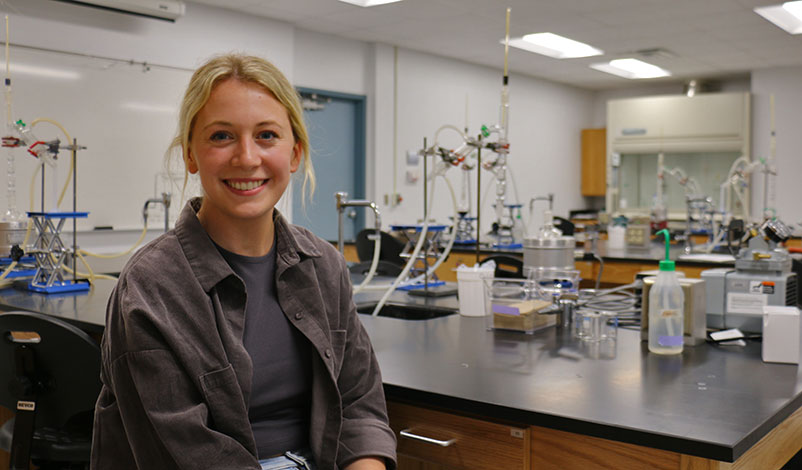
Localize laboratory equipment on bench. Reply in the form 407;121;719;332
485;277;555;334
27;210;89;293
25;136;89;294
529;266;581;329
681;195;715;254
523;209;576;274
647;229;684;355
641;276;707;346
390;223;451;292
0;220;35;280
702;218;798;333
489;203;523;249
451;212;477;245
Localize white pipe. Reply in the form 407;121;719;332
370;218;429;316
370;169;460;315
353;229;381;295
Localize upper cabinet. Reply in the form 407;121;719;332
607;92;750;154
581;128;606;197
605;93;751;216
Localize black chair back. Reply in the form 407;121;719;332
481;255;525;279
553;216;576;236
355;229;405;265
0;311;101;469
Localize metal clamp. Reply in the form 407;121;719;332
399;429;456;447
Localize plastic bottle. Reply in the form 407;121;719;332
648;229;684;354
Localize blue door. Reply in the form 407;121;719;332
292;88;366;243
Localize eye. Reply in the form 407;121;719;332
257;130;278;141
209;131;232;142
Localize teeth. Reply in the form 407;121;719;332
227;180;265;191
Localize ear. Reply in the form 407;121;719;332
290;142;302;174
186;149;199;174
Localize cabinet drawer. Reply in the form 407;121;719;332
388;402;528;470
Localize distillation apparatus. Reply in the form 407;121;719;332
422;8;522;248
364;8;516;317
0;16;149;290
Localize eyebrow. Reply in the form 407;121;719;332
201;120;283;131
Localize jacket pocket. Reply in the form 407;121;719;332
331;329;347;377
199;364;250;441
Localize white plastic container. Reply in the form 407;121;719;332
648;229;684;355
456;265;494;317
762;306;801;364
607;225;626;249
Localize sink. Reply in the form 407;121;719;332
357;303;458;320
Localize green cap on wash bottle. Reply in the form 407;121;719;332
656;229;675;271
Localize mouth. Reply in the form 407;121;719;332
225;179;266;191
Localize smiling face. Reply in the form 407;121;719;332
188;78;300;233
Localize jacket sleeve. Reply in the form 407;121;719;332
95;282;260;470
334;260;398;469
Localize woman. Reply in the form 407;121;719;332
91;54;397;470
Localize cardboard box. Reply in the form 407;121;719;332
492;299;554;333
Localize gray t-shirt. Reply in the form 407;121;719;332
216;241;312;458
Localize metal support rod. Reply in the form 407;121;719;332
72;138;77;282
476;145;481;265
422;137;428;290
40;164;44;213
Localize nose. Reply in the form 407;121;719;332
233;138;260;168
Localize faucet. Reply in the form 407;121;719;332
529;193;554;212
335;191;381;254
143;192;172;233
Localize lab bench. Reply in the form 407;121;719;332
359;308;802;470
342;240;736;285
2;280;802;470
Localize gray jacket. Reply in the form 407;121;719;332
91;198;397;469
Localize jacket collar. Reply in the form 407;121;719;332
174;197;321;292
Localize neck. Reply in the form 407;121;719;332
197;207;276;257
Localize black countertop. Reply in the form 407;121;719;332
360;312;802;462
0;279;114;334
449;240;736;267
2;279;799;463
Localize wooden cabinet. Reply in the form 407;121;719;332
434;252;480;282
390;401;802;470
0;406;10;470
388;401;529;470
581;128;606;197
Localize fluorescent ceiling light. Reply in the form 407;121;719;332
337;0;402;6
754;1;802;34
9;63;80;80
590;58;671;79
506;32;603;59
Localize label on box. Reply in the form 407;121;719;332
749;281;775;295
492;304;520;315
727;292;767;315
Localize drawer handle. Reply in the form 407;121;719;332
400;429;456;447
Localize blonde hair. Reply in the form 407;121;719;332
168;53;315;203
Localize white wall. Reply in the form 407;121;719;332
0;0;605;254
751;66;802;231
374;47;595;237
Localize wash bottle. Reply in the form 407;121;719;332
648;229;684;354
